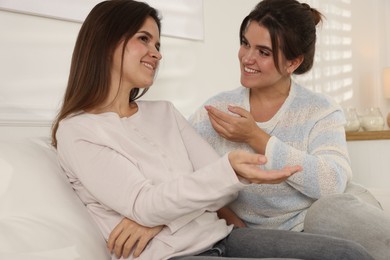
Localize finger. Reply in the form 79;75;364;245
283;165;303;174
133;226;163;257
265;165;302;177
107;225;123;252
234;150;267;165
207;107;250;141
263;169;293;180
208;112;230;137
209;114;229;139
208;110;243;140
228;105;250;118
113;239;124;258
122;234;140;259
250;173;289;184
254;165;302;183
237;167;286;184
133;235;150;257
113;228;134;258
205;105;238;123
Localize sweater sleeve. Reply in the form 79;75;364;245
56;120;245;233
265;109;351;199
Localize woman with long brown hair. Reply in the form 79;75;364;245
52;1;373;259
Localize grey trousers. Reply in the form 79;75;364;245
173;226;373;260
305;182;390;260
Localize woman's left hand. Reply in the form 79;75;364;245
217;207;247;228
107;217;163;258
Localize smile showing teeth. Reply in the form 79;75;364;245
142;62;154;70
244;66;259;73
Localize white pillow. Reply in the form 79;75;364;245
0;137;110;260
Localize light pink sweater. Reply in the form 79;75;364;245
56;100;247;260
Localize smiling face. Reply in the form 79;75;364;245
238;21;290;91
111;16;162;91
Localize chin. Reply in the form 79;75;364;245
141;80;154;88
240;79;257;89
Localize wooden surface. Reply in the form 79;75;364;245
346;130;390;141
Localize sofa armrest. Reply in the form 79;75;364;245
0;137;110;259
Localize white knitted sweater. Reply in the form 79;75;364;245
189;82;352;231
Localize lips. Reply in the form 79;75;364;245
244;66;260;74
141;61;156;71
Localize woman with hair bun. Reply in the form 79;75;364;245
190;0;390;259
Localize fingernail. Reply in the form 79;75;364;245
258;156;266;164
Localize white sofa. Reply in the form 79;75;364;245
1;125;389;259
0;135;110;260
347;139;390;217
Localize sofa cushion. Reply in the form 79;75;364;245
0;137;110;260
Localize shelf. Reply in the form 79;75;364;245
346;130;390;141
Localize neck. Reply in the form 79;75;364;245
249;78;291;122
250;77;291;103
88;84;139;117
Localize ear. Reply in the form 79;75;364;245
286;55;304;74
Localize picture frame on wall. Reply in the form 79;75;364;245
0;0;204;40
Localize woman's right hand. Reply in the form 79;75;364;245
107;218;163;259
228;150;302;184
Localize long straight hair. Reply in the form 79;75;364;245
51;0;161;147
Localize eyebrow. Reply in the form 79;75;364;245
242;35;272;52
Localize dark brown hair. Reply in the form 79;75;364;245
239;0;323;74
51;0;161;147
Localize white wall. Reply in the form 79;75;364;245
0;0;389;121
350;0;390;118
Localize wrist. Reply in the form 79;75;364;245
247;128;270;154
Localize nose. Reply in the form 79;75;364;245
150;47;162;60
242;48;255;64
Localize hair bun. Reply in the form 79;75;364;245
301;2;323;25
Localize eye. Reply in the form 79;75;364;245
155;43;160;52
259;49;271;57
241;38;250;48
139;35;150;43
